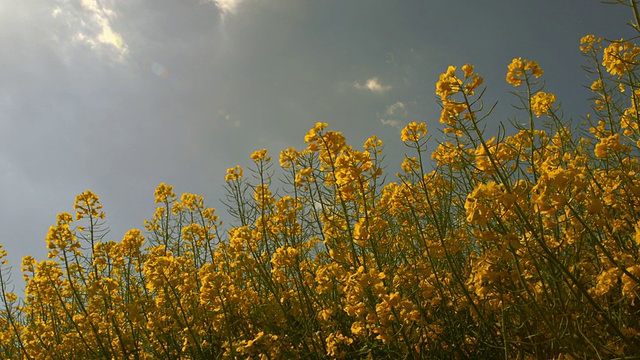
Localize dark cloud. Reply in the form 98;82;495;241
0;0;633;289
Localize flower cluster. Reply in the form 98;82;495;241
506;57;543;86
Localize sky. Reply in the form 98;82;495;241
0;0;634;288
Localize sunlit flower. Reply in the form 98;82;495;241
436;65;462;99
400;121;428;143
506;57;543;86
602;39;640;78
279;147;298;168
530;91;556;117
462;64;474;78
250;148;270;162
580;34;600;53
224;165;244;181
154;182;176;203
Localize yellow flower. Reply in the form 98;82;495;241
465;74;484;95
506;57;543;86
271;246;299;269
176;192;204;212
325;332;353;357
530;91;556;117
580;34;597;53
594;133;623;158
0;245;6;266
602;40;640;78
250;148;269;162
439;100;468;125
279;147;298;168
622;265;640;297
224;165;243;181
462;63;474;78
400;121;428;142
363;135;383;155
594;268;621;296
74;190;105;220
154;182;176;203
525;59;543;78
465;181;504;226
435;65;462;99
506;57;524;86
474;137;496;172
401;156;420;173
294;167;314;186
635;222;640;245
432;142;467;168
254;184;274;207
590;79;603;92
304;122;328;143
120;228;145;258
21;255;36;274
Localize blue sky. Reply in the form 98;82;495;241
0;0;633;286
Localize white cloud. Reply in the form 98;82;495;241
354;77;391;94
212;0;243;17
97;20;125;50
52;0;128;62
383;102;407;117
380;101;408;130
80;0;98;11
380;118;403;130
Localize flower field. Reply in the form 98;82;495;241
2;3;640;359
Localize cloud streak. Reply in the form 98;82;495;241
354;77;391;94
379;101;408;130
212;0;243;17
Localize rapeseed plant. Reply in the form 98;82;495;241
2;2;640;358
